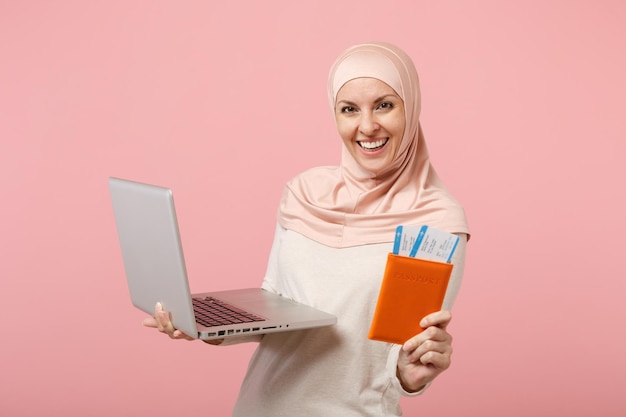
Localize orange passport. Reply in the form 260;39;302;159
368;253;453;344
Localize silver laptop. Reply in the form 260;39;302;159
109;177;336;340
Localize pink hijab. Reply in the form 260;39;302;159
278;42;469;248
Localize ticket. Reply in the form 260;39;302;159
393;225;427;256
394;225;459;263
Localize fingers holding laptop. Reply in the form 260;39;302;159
142;302;195;341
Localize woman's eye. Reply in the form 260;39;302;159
341;106;356;113
377;102;393;110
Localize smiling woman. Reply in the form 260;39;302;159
143;41;470;416
335;78;406;175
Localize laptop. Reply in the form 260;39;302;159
108;177;336;340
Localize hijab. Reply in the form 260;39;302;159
278;41;469;248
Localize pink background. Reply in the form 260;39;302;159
1;1;625;415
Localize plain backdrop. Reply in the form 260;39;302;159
1;1;625;416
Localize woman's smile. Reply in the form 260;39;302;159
358;138;389;151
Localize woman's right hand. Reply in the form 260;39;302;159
142;302;195;341
142;302;224;344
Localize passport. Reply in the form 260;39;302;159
368;253;453;344
369;225;457;344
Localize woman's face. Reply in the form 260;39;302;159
335;77;405;176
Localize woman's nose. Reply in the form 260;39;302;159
359;113;380;136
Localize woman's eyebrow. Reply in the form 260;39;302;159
337;94;400;106
374;94;401;102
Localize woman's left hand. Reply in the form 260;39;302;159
396;310;453;393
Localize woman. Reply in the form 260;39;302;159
146;41;469;416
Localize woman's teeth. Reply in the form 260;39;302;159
358;138;388;150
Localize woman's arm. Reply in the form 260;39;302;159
392;233;468;394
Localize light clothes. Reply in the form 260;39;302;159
230;225;466;417
228;41;470;416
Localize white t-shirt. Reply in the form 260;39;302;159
230;225;466;417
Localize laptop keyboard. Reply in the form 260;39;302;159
192;296;264;328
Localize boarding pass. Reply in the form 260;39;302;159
393;225;459;263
